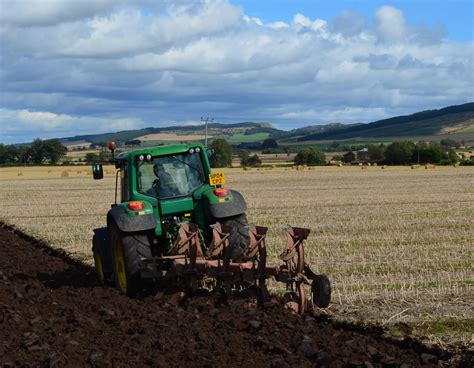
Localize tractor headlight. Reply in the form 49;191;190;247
195;147;201;153
146;154;152;161
189;148;195;154
139;155;144;161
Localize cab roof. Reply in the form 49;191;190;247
116;143;206;161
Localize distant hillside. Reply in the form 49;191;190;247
278;123;364;141
298;103;474;141
61;122;265;145
59;102;474;147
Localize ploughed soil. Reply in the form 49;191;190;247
0;224;471;367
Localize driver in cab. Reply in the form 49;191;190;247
152;163;177;197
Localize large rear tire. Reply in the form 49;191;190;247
109;223;152;296
221;213;250;262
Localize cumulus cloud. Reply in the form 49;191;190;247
375;6;408;42
0;1;472;143
0;108;141;142
0;0;119;26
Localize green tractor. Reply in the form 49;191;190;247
92;142;331;313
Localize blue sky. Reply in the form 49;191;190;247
0;0;473;144
234;1;473;41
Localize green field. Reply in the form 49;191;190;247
227;132;270;142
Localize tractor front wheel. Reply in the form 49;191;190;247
221;213;250;262
110;223;152;296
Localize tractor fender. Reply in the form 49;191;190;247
107;205;157;233
209;189;247;219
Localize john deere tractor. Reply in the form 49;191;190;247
92;142;331;312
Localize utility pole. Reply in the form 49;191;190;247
201;117;214;148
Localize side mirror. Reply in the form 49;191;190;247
92;163;103;180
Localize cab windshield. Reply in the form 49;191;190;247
137;152;205;199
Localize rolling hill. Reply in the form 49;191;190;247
60;102;474;147
297;103;474;142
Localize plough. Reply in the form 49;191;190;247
140;223;331;314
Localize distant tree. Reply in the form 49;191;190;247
125;139;141;147
384;141;416;165
209;139;232;167
241;151;261;167
0;144;6;164
342;151;356;163
99;151;112;162
356;148;370;161
17;146;30;164
440;138;461;149
294;147;325;165
441;147;459;164
368;144;385;162
247;154;262;166
415;143;442;164
44;139;67;164
262;138;278;150
237;149;250;159
29;138;45;164
85;152;100;163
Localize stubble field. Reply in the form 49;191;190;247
0;165;472;347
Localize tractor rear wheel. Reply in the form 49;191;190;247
221;213;250;262
110;223;152;296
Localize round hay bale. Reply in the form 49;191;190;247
61;171;69;177
17;172;23;176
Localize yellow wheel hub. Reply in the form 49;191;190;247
93;251;105;284
113;238;127;293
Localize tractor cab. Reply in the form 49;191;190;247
92;142;247;252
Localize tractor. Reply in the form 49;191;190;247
91;142;331;313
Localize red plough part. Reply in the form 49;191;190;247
141;223;331;314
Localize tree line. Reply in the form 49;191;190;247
209;138;463;167
335;142;459;165
0;138;67;165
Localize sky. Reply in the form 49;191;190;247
0;0;473;144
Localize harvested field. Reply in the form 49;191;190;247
0;165;473;348
1;224;471;367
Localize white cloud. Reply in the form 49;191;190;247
0;0;118;26
375;6;408;42
0;109;140;142
0;1;472;143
